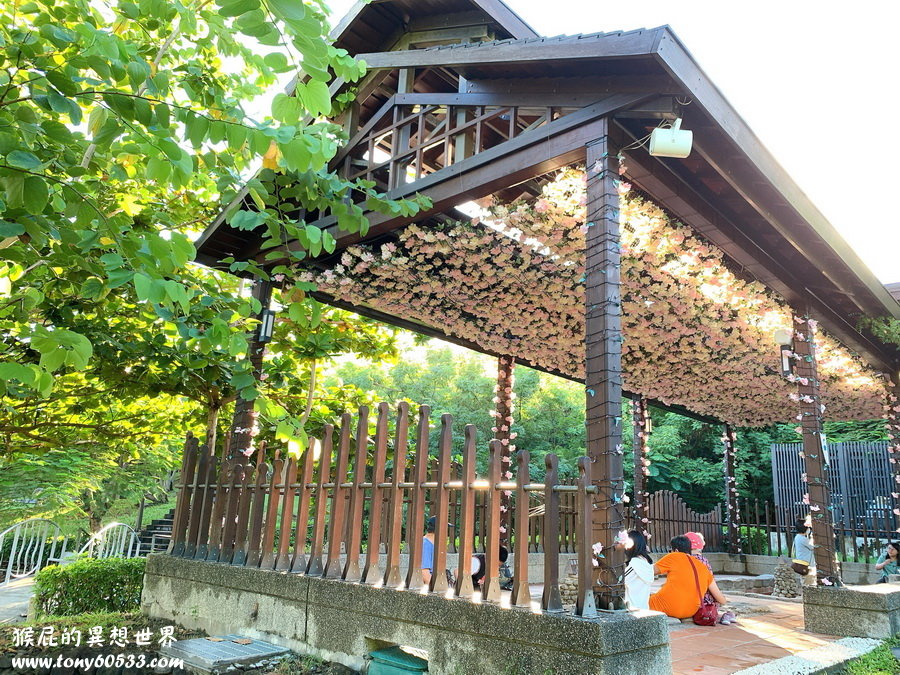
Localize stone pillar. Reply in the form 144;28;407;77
632;397;651;532
790;314;841;585
228;278;273;462
886;373;900;535
721;424;741;555
584;124;626;609
493;354;516;544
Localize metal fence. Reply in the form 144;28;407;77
772;441;893;531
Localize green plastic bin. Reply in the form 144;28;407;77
367;646;428;674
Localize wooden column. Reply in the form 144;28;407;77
721;424;741;555
494;354;515;543
228;278;273;462
886;373;900;535
584;124;626;609
791;314;841;585
631;397;650;531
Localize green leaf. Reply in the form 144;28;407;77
133;273;152;302
229;210;265;231
146;156;171;183
0;362;36;385
5;150;41;170
186;113;210;147
299;80;331;117
0;221;25;237
267;0;305;23
22;176;49;214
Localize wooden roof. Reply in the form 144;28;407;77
195;0;900;377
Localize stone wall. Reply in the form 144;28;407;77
142;555;671;675
804;585;900;638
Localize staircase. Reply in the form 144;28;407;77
136;509;174;555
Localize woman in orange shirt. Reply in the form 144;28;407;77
650;535;728;619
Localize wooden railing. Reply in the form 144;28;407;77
168;402;600;616
333;96;574;191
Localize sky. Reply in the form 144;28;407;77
325;0;900;286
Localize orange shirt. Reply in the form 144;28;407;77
649;552;713;619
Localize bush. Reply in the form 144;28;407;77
33;557;145;617
738;526;768;555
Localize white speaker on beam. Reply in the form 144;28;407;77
649;118;693;158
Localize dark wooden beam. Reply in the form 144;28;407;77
465;75;682;96
584;122;626;609
407;10;495;32
356;29;662;70
468;0;538;39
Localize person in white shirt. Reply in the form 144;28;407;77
618;529;654;610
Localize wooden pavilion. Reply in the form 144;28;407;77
194;0;900;606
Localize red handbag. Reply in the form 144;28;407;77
688;555;718;626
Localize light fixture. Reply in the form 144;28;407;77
649;118;693;158
257;308;276;343
773;328;793;377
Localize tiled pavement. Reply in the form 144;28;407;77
668;594;838;674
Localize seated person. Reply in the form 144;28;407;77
650;535;727;619
421;515;455;586
470;545;509;590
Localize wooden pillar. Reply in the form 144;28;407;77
584;123;626;609
494;354;515;543
791;314;841;585
721;424;741;555
886;373;900;535
631;397;650;531
228;278;273;462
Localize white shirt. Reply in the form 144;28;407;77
625;557;654;610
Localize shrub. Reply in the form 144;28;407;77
33;557;145;617
738;526;768;555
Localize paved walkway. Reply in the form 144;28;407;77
669;594;838;674
0;577;34;625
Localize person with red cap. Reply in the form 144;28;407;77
686;531;736;625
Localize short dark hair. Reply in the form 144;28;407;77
794;518;808;534
670;535;691;554
426;516;437;533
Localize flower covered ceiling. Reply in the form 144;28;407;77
303;169;888;427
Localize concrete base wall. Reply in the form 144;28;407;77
142;555;670;675
804;585;900;638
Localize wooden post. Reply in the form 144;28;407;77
306;426;333;576
404;405;430;591
245;459;270;567
454;425;477;599
194;455;218;560
230;464;255;565
259;454;283;569
274;458;297;571
576;457;598;617
494;354;515;543
290;445;315;573
792;314;841;585
510;449;531;607
584;124;626;608
169;434;198;556
184;446;209;558
343;406;369;582
384;403;410;587
722;424;741;554
632;396;650;531
362;403;390;584
228;279;273;463
542;454;563;612
481;440;503;603
428;414;452;594
886;373;900;536
324;416;351;579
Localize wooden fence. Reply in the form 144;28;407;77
168;403;600;615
